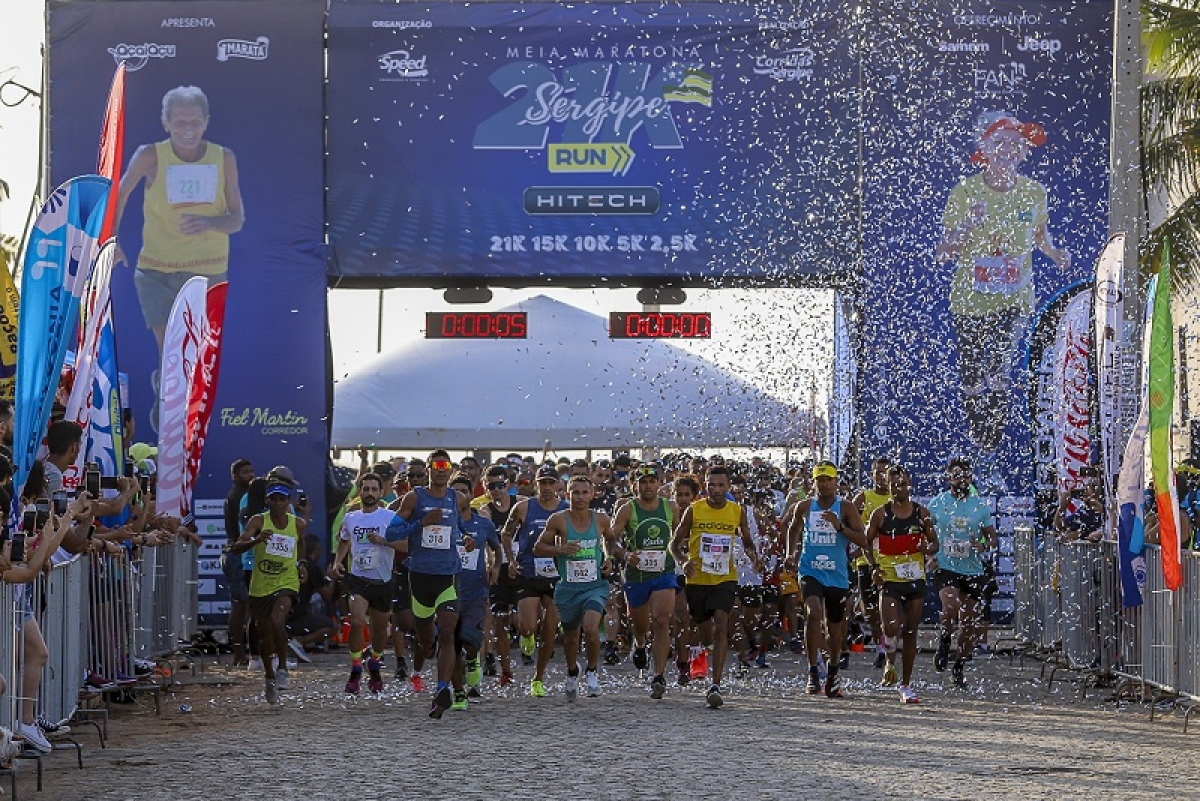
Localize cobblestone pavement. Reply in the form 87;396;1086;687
24;641;1200;800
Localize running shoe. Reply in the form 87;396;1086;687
872;649;887;669
483;653;498;676
881;662;899;687
429;686;453;719
816;651;828;682
838;652;850;670
467;687;482;699
788;637;805;655
952;661;965;688
519;634;536;659
248;657;264;673
604;642;620;666
650;674;667;700
367;659;384;694
689;649;709;681
499;671;514;688
825;674;844;699
287;639;312;664
737;650;755;669
585;670;600;698
755;652;771;669
275;668;290;691
705;684;724;709
410;673;424;693
805;673;821;695
451;691;469;712
395;656;409;681
345;668;362;694
264;678;279;705
677;663;691;687
466;657;482;689
565;673;579;702
935;634;951;672
632;646;649;671
530;679;548;698
899;685;920;704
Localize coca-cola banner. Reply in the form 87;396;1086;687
1051;289;1093;497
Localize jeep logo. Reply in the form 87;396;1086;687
1015;36;1062;54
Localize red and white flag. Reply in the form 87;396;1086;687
182;282;229;517
97;64;125;241
156;277;208;520
1052;290;1092;498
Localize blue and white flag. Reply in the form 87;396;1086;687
12;175;111;512
87;306;125;478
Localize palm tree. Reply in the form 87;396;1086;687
1141;1;1200;274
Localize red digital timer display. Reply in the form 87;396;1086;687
608;312;712;339
425;312;528;339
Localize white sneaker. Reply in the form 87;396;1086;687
899;685;920;705
585;670;600;698
275;667;290;690
287;639;312;664
15;721;52;754
248;657;264;672
564;674;578;702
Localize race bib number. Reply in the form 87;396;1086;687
166;163;219;205
894;560;923;581
700;534;733;576
638;550;667;573
265;534;295;559
534;557;560;579
458;546;481;571
972;255;1023;295
566;559;597;583
421;525;452;550
943;539;973;559
354;551;375;572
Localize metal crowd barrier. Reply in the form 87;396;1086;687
0;583;19;731
87;552;136;686
1140;546;1178;692
134;539;199;661
37;556;89;728
1011;524;1042;646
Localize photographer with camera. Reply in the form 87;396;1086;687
1053;465;1105;544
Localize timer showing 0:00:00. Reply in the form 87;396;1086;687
608;312;712;339
425;312;528;339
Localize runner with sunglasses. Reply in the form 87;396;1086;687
387;450;473;719
609;463;679;698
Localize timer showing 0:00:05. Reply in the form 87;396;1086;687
608;312;712;339
425;312;528;339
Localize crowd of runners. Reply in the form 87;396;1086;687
224;450;1002;716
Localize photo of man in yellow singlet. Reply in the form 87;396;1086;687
114;85;245;357
935;109;1070;495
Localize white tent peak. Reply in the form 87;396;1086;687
332;294;808;449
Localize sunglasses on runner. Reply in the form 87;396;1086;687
487;480;508;490
429;459;453;471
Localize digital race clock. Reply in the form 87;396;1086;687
425;312;528;339
608;312;712;339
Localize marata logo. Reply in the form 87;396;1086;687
217;37;270;62
108;42;176;71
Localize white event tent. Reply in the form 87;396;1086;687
332;295;809;450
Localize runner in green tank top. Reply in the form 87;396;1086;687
608;463;680;698
535;476;615;700
231;481;307;704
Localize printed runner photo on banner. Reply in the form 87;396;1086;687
47;0;328;625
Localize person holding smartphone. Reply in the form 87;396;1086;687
4;469;92;753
